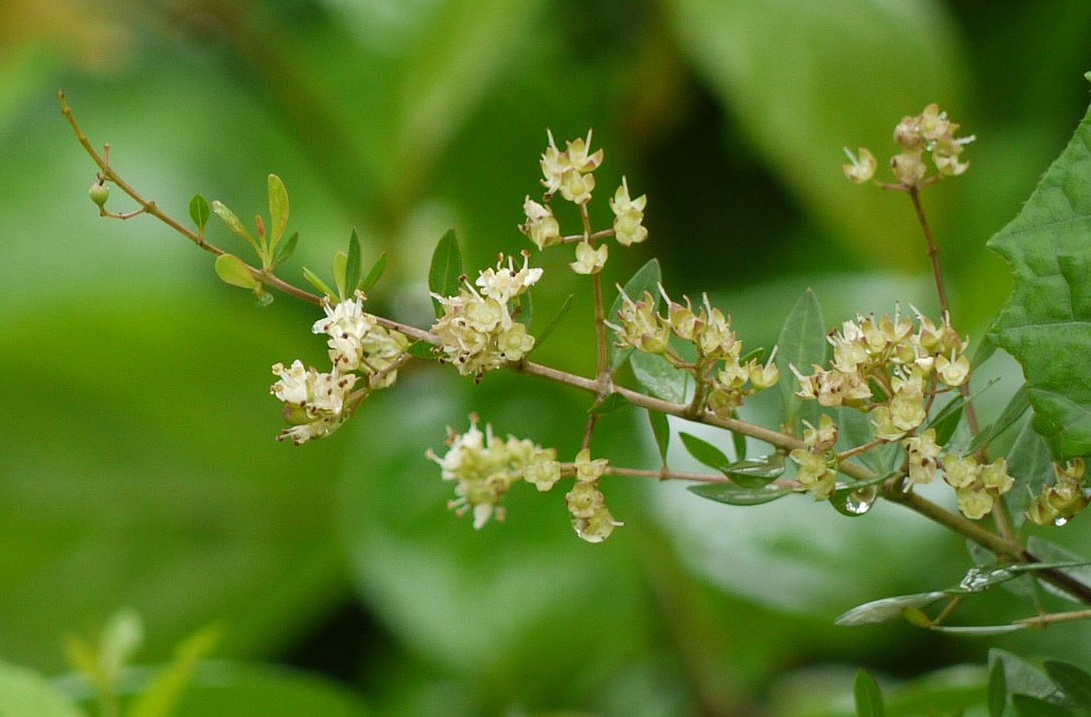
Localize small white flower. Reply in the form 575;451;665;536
570;241;608;275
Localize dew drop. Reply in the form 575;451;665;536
843;485;879;515
1053;516;1069;527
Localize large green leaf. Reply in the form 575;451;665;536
988;94;1091;460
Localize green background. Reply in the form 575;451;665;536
2;1;1091;715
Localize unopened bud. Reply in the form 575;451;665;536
89;181;109;208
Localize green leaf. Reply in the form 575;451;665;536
210;201;258;253
214;254;260;290
686;481;792;506
1004;418;1054;528
359;251;387;295
301;267;335;299
989;655;1008;717
531;294;573;353
988;100;1091;460
969;385;1031;455
589;392;629;415
926;623;1029;636
927;395;965;446
344;229;362;297
991;649;1066;705
776;289;826;433
127;625;221;717
854;669;885;717
332;250;348;299
1026;537;1091;604
720;454;785;489
1044;661;1091;710
428;229;463;316
834;592;947;626
629;351;687;403
188;195;211;234
731;420;747;462
0;660;85;717
608;259;662;371
266;174;289;252
679;432;729;471
648;410;670;467
837;407;899;475
1011;694;1075;717
272;232;298;269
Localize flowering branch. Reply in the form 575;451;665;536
63;89;1091;621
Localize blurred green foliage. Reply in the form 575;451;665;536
3;0;1091;715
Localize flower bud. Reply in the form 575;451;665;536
89;181;109;208
842;147;876;184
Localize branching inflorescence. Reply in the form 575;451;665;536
61;90;1091;627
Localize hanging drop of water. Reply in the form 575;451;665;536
1053;516;1069;527
843;485;879;515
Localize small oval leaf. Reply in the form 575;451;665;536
721;454;786;488
648;410;670;467
211;200;257;250
189;194;211;233
301;267;334;299
345;229;362;296
835;592;947;627
332;250;348;299
215;254;260;290
360;250;388;294
988;654;1008;717
1044;661;1091;710
1011;694;1076;717
776;288;826;434
429;229;464;316
272;232;299;268
686;482;792;506
630;351;687;403
267;174;289;250
854;669;885;717
679;432;730;471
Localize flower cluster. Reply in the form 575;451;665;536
271;293;409;444
564;449;622;543
843;103;974;186
941;453;1014;520
789;414;840;499
1028;459;1089;526
428;418;621;542
787;308;999;516
611;289;779;417
430;254;542;378
540;129;603;205
792;308;968;440
429;416;560;529
519;130;647;276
